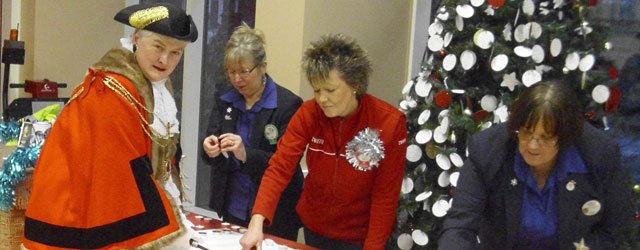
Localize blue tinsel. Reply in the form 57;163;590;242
0;121;21;143
0;145;42;211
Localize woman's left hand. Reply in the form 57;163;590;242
219;133;246;162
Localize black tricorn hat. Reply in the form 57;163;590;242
114;3;198;42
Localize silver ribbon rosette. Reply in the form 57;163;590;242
345;128;385;171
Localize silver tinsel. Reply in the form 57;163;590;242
345;128;385;171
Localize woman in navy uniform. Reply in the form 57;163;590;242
202;24;303;241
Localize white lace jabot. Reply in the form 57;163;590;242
151;79;180;137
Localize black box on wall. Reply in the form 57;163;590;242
2;40;25;65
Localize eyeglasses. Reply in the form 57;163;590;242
515;130;558;147
226;64;260;79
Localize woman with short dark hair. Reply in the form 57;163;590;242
439;80;635;249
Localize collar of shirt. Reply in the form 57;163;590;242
514;146;588;192
221;75;278;112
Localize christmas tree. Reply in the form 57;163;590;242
392;0;636;249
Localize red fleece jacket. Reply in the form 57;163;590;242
253;94;407;249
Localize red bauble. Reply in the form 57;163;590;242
435;90;452;108
588;0;598;6
440;50;447;57
488;0;506;8
605;86;622;113
585;111;597;120
473;110;490;121
609;66;619;80
635;213;640;221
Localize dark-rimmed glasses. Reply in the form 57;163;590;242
515;130;558;147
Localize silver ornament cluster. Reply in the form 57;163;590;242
345;128;385;171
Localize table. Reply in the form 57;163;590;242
186;212;318;250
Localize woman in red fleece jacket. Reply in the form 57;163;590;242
240;34;408;250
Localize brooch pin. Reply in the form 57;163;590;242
345;128;385;171
573;238;590;250
581;200;601;216
566;180;576;191
264;124;278;144
510;178;518;187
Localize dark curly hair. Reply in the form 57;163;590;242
507;80;583;149
302;34;372;98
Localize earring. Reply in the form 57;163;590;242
262;75;267;85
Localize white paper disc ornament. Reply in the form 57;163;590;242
443;54;458;71
550;38;562;57
428;35;444;52
418;109;431;125
565;52;580;71
591;85;610;104
514;46;533;58
432;199;451;217
450;152;464;167
401;177;414;194
522;69;542;87
402;80;414;95
439;116;450;129
480;95;498;112
531;45;545;63
579;54;595;72
460;50;477;70
514;24;527;43
450;172;460;187
438;171;451;187
415;129;433;144
416;163;427;173
412;230;429;246
438;109;450;121
408;99;417;108
406;144;423;162
455;15;464;31
428;21;444;36
491;54;509;71
437;8;450;21
434;126;448;144
415;79;432;97
397;233;414;250
528;22;543;39
456;4;475;18
415;191;432;202
436;153;452;170
444;32;453;47
471;0;485;7
474;29;495;49
399;100;408;110
523;0;535;16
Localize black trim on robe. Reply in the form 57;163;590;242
24;155;169;249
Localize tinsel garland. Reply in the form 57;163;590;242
0;121;21;143
0;145;42;211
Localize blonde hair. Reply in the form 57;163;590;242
302;34;371;97
224;23;266;67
